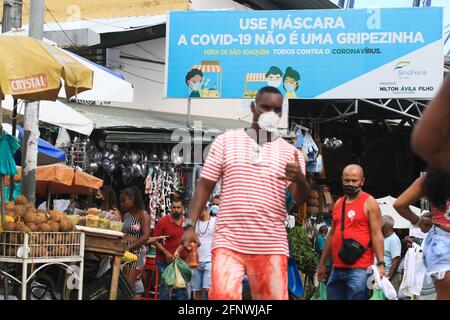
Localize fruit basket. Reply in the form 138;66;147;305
0;231;84;260
0;231;85;300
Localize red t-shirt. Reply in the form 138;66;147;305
153;215;187;262
331;192;374;269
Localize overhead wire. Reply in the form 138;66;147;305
119;69;165;85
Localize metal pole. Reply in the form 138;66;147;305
22;0;45;205
186;98;192;128
1;0;23;33
9;99;18;201
21;101;39;205
0;175;5;228
28;0;45;40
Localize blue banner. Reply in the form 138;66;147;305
165;8;443;99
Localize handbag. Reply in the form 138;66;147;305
287;240;304;297
338;197;368;265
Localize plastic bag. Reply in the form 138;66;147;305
372;264;398;300
369;288;386;300
287;241;304;297
175;258;192;283
173;262;186;288
161;261;176;287
310;283;327;300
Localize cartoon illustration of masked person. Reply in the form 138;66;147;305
185;68;204;97
283;67;300;99
265;66;283;88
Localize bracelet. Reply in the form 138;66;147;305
376;261;385;267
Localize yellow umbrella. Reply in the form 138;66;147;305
0;36;93;101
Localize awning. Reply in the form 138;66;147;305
57;48;134;103
2;123;65;165
376;196;421;229
70;103;250;142
2;96;94;136
246;73;266;81
191;65;223;73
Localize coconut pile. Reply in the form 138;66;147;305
2;195;79;258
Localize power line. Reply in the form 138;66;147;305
120;52;165;65
108;59;165;72
134;43;164;61
119;69;165;85
44;6;80;49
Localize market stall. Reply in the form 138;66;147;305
1;164;130;300
0;195;85;300
243;73;266;99
189;62;223;98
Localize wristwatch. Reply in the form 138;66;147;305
376;261;385;267
182;218;196;230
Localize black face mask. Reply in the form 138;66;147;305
343;185;361;196
172;212;182;219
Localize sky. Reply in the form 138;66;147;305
330;0;450;54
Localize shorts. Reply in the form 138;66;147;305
423;226;450;280
209;248;288;300
191;261;212;291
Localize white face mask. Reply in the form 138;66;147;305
267;79;282;88
190;81;202;91
258;111;280;132
285;83;295;92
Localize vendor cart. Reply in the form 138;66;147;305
189;61;223;98
243;73;266;99
0;231;85;300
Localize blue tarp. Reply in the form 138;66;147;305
16;125;65;162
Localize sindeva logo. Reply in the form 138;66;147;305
394;60;426;77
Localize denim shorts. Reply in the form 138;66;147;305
423;226;450;280
191;261;212;291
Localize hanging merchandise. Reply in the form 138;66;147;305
295;129;303;149
322;137;343;150
145;163;189;219
55;127;71;149
0;131;20;176
302;132;319;155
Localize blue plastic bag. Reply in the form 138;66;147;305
287;240;304;297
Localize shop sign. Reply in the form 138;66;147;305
165;8;443;99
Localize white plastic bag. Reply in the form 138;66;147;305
372;264;398;300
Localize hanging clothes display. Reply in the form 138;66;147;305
144;163;188;221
